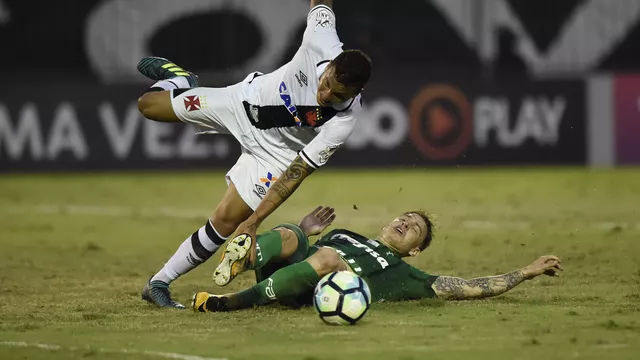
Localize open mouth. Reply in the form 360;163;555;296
395;226;403;235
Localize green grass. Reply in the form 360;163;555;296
1;168;639;360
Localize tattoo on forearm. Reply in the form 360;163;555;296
280;158;309;183
271;183;292;198
259;156;314;211
432;270;526;300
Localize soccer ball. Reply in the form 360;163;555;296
313;271;371;325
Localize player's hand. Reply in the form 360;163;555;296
522;255;563;279
299;206;336;236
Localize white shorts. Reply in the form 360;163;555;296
170;82;251;144
224;153;283;210
170;82;287;211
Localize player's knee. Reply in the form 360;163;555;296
137;93;156;119
211;205;246;237
138;91;176;121
312;248;344;276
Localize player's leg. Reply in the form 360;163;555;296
137;91;180;122
213;223;308;286
136;57;200;122
194;247;349;312
142;182;253;308
214;205;336;286
144;151;282;308
138;63;259;308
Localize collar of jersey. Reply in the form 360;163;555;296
374;238;401;257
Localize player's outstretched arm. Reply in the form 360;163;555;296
311;0;333;9
431;256;563;300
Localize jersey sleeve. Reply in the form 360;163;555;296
366;263;440;302
298;99;360;169
302;5;343;59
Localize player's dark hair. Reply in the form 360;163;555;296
405;211;434;251
332;49;372;91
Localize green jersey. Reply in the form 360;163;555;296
314;229;439;302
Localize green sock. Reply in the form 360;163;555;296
236;261;320;308
253;230;283;269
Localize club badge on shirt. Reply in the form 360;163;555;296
184;95;207;112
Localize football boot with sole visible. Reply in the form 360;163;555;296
212;234;253;287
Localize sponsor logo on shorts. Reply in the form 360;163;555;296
256;244;263;263
259;172;278;188
253;184;266;199
184;95;201;112
265;278;276;300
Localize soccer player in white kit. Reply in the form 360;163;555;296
136;0;372;308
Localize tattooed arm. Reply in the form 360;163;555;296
431;271;527;300
311;0;333;9
235;156;315;254
252;156;315;225
431;256;563;300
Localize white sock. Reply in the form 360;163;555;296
150;76;191;91
151;219;228;284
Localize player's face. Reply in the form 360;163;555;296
379;213;428;257
316;64;358;106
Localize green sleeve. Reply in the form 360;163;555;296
365;263;439;302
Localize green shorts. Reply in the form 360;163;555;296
254;223;315;283
254;223;318;308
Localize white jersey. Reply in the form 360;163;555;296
239;4;361;170
169;5;362;209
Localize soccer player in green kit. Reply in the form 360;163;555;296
192;206;563;311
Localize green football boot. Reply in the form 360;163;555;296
136;57;200;87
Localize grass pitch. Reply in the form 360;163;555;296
1;168;639;360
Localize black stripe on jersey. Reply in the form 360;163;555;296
300;150;319;169
243;101;340;130
190;232;213;261
317;60;331;67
